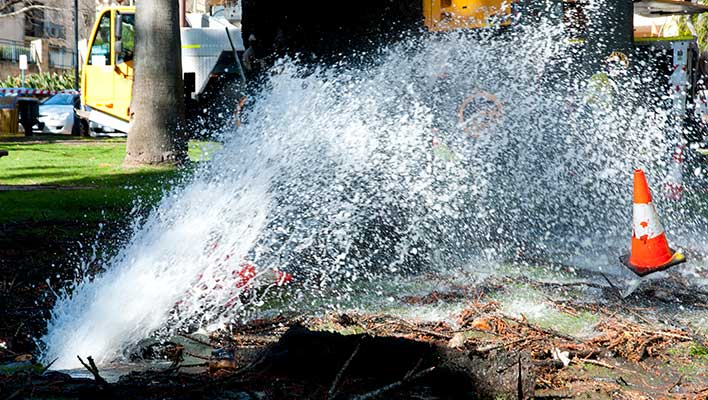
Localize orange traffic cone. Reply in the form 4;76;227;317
621;169;686;276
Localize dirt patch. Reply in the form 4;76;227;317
2;307;708;399
0;326;534;399
2;226;708;398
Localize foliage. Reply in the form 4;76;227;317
0;72;75;91
690;343;708;359
674;2;708;52
695;14;708;52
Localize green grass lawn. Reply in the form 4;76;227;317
0;135;218;222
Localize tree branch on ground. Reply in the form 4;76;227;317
76;355;109;387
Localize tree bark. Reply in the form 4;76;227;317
125;0;187;166
583;0;634;70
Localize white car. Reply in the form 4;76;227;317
37;93;84;135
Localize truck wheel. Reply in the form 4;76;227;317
72;117;90;137
71;116;81;136
80;119;90;137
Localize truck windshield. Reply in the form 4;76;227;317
88;12;112;65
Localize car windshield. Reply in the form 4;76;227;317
43;94;75;106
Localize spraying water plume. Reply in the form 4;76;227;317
41;11;708;370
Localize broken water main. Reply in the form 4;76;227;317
39;11;708;371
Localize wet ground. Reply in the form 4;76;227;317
2;189;708;398
2;244;708;398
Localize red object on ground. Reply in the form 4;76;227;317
275;270;294;286
234;261;294;289
235;262;257;288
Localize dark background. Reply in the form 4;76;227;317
241;0;423;62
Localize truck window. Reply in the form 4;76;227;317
116;14;135;64
88;12;112;65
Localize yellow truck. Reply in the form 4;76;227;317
81;1;708;136
423;0;514;31
80;6;246;134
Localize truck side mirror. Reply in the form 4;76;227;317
114;13;123;64
115;40;123;63
115;13;123;41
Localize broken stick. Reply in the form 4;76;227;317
351;362;436;400
327;338;363;399
76;356;108;387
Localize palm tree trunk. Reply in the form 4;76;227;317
125;0;187;166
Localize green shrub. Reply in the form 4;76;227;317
0;71;75;91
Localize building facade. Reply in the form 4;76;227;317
0;0;96;79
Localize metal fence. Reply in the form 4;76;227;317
49;47;76;69
0;39;35;64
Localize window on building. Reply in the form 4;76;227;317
88;12;112;65
24;7;44;37
44;22;65;39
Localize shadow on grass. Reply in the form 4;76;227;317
2;171;78;182
2;165;74;171
0;135;123;145
1;165;194;223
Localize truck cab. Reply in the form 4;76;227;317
82;6;135;131
81;6;246;134
423;0;514;31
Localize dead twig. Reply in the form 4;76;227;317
179;362;209;368
384;316;452;340
599;273;623;300
178;333;215;348
501;314;580;343
476;336;545;353
3;388;24;400
0;5;63;19
667;374;683;394
76;356;108;387
328;338;364;399
620;305;663;328
571;358;615;370
39;358;57;375
646;330;692;341
184;350;212;361
517;357;523;400
219;347;271;385
351;362;435;400
13;322;24;340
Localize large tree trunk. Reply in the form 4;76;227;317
125;0;187;166
583;0;634;70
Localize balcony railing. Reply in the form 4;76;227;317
0;39;35;64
